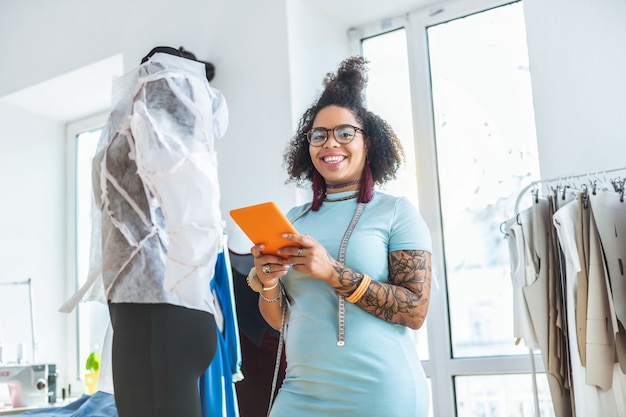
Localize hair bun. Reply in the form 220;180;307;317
317;56;368;109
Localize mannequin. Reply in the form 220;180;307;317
72;46;228;417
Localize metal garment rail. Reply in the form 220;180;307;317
514;166;626;215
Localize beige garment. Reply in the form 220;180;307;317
588;191;626;373
523;197;572;417
553;198;625;417
586;198;617;390
547;195;571;395
576;193;589;366
505;210;539;349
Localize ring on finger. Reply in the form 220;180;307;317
262;264;271;275
297;248;303;257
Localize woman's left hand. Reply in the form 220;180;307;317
278;233;339;283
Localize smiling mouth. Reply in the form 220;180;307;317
322;155;346;164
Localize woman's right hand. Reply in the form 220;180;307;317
251;244;290;288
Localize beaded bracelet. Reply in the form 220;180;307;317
345;274;371;304
260;291;281;303
260;280;282;303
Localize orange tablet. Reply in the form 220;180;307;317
229;201;299;257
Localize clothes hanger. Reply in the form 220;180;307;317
513;166;626;215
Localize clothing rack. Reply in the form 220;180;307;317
513;166;626;214
510;165;626;416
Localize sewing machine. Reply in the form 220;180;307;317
0;279;58;411
0;363;56;410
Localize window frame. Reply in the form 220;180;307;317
65;112;108;382
349;1;546;415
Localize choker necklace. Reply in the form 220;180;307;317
326;179;361;190
324;191;359;202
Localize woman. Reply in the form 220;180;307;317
248;56;432;417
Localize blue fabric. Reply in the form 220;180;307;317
19;392;118;417
199;245;242;417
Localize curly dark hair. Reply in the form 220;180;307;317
283;56;405;188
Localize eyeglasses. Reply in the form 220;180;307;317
306;124;364;147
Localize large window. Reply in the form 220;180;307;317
75;127;109;380
360;28;429;361
357;1;554;416
427;3;540;360
67;117;109;385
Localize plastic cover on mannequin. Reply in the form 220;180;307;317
60;51;229;314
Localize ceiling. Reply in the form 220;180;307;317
1;0;436;122
1;54;124;123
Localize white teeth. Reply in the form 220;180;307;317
323;155;344;163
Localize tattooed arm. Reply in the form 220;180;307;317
276;232;432;330
331;250;432;330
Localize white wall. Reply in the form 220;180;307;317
0;102;70;373
523;0;626;179
209;0;296;231
286;0;355;205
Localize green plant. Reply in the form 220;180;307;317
85;352;101;373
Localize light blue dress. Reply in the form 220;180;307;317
269;191;432;417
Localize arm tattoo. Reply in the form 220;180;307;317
360;250;432;329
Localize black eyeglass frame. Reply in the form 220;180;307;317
306;124;365;147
